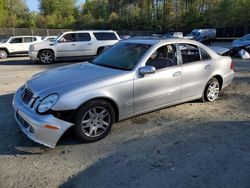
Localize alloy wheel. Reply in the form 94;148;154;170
40;51;53;64
206;81;220;101
0;50;7;59
80;107;111;138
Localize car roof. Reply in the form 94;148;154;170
123;38;200;45
64;30;116;34
10;36;42;38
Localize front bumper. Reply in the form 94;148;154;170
29;51;38;62
12;88;74;148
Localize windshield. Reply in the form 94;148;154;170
91;42;151;71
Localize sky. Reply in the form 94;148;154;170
25;0;85;12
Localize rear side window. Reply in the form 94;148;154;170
199;47;211;61
93;32;118;41
23;37;33;43
78;33;91;41
179;43;201;64
10;38;22;44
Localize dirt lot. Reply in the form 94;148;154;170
0;54;250;188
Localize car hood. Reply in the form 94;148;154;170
26;62;124;96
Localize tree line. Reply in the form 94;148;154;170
0;0;249;32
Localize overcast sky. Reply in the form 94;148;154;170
25;0;85;12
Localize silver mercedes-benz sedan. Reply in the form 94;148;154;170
13;38;234;148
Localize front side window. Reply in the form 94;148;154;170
23;37;33;43
78;33;91;41
179;43;201;64
60;33;77;43
92;42;151;71
94;32;118;41
146;44;177;70
10;37;22;44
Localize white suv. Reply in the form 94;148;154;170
0;36;43;59
29;30;120;64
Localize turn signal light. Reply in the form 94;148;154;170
44;124;59;130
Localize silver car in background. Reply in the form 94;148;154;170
13;38;234;148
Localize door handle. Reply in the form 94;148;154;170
205;65;211;70
173;71;182;77
71;44;76;46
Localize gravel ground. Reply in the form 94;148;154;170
0;53;250;188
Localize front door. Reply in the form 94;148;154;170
56;33;79;57
8;37;24;53
134;44;182;112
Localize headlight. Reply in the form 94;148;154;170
37;94;59;113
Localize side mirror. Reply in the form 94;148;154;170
139;66;156;75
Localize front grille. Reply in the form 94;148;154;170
22;88;33;104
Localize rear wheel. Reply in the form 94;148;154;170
38;50;54;64
0;49;8;59
202;78;220;102
74;100;115;142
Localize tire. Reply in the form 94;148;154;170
0;49;8;59
202;77;220;102
74;100;115;142
38;50;54;64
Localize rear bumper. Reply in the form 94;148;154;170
29;51;38;62
12;88;74;148
222;71;234;89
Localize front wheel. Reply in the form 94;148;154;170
0;50;8;59
202;78;220;102
74;100;115;142
38;50;54;64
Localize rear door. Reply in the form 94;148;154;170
178;43;213;99
76;32;95;56
22;37;34;52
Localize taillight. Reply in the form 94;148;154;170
230;61;234;70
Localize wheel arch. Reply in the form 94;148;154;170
0;48;9;54
97;46;105;55
37;48;55;58
212;75;223;90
